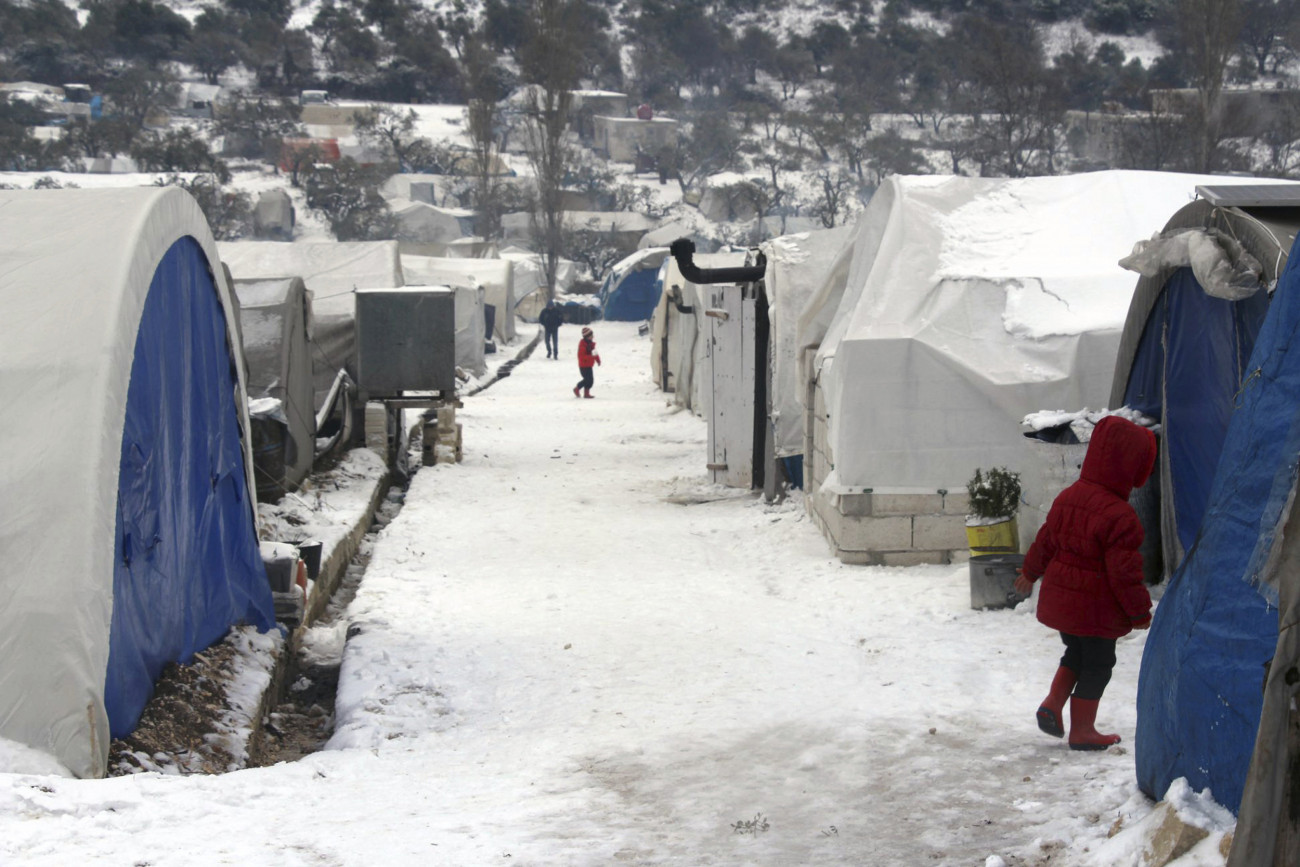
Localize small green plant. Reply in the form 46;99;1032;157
731;813;770;835
967;467;1022;520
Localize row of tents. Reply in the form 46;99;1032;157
637;170;1300;861
0;185;554;781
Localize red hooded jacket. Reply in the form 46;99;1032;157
578;336;599;368
1022;415;1157;639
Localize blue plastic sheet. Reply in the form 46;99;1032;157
105;238;275;738
1135;246;1299;814
1122;268;1269;553
601;268;663;321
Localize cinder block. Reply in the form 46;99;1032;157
836;548;881;566
881;550;948;567
831;513;913;551
942;491;972;515
833;490;874;517
871;493;945;516
913;514;969;550
436;406;456;429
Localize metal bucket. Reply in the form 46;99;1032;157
969;553;1028;611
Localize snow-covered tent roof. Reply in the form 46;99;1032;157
234;277;316;498
402;254;517;342
761;227;853;460
252;189;295;241
0;187;274;778
500;211;659;246
218;241;404;408
599;247;668;321
218;241;403;316
390;198;472;247
804;170;1248;525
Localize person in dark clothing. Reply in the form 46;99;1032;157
539;301;563;359
1014;415;1156;751
573;326;601;398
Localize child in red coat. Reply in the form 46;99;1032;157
573;326;601;398
1014;415;1156;750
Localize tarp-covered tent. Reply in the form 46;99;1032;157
453;285;488;376
218;241;404;411
1111;188;1300;820
762;227;854;475
390;199;473;249
252;189;294;240
802;171;1253;548
0;187;275;778
401;254;517;342
600;247;668;321
233;277;316;499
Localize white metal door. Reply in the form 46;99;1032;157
707;284;755;487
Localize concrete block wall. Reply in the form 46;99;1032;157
802;368;973;566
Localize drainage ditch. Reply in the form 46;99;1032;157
250;484;407;766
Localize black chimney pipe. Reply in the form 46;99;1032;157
669;238;766;284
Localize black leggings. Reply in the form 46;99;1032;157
576;367;594;391
1058;632;1117;700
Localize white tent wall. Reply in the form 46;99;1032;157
803;171;1257;566
233;277;316;497
0;187;256;777
763;227;854;461
453;285;488;376
401;254;517;343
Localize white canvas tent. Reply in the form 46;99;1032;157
401;254;517;343
800;170;1264;564
763;227;854;464
233;277;316;498
390;199;473;248
0;187;274;777
252;189;295;240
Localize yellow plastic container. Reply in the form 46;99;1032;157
965;517;1019;555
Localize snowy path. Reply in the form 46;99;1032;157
0;322;1156;866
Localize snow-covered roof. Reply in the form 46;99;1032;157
808;170;1275;513
218;241;404;317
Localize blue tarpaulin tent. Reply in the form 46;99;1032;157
0;187;275;778
1108;193;1300;814
600;248;668;321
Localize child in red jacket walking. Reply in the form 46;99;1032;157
573;326;601;398
1014;415;1156;750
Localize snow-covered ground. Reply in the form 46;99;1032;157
0;322;1232;866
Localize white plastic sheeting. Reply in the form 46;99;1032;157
762;227;853;458
402;254;517;342
805;171;1253;522
0;187;254;777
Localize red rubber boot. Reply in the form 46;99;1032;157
1036;666;1077;738
573;385;581;397
583;389;593;398
1068;697;1121;751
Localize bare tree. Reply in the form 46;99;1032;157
519;0;584;300
1175;0;1245;172
464;35;507;241
353;106;435;173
